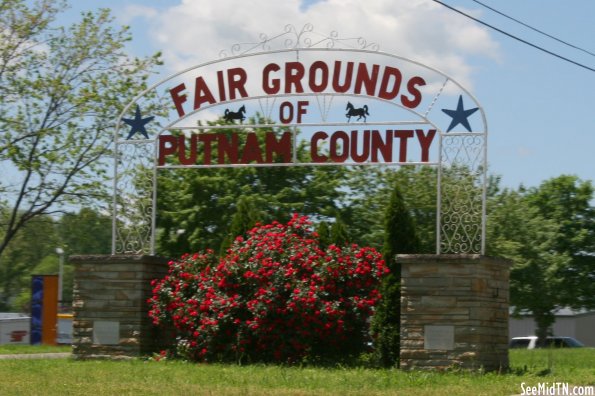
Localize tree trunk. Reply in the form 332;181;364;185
534;310;555;347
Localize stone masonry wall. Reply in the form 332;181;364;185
70;255;169;359
399;254;510;371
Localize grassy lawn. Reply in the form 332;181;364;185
0;348;593;395
0;345;72;355
0;344;71;355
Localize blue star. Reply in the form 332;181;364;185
441;95;479;132
122;105;154;139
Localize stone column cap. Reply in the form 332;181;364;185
69;254;169;265
396;254;512;266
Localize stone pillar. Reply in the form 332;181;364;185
399;254;510;371
70;255;169;359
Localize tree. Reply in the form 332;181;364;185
487;176;595;343
382;186;421;264
525;176;594;254
524;176;595;309
0;0;162;260
10;254;75;312
315;221;332;249
156;120;346;257
371;182;420;367
315;215;350;250
0;207;112;310
329;216;350;246
0;213;58;310
219;195;263;254
487;189;565;342
58;208;111;255
343;166;436;252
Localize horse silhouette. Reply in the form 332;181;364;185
346;102;369;122
224;105;246;123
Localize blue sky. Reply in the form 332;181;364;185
61;0;595;190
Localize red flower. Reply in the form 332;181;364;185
148;215;387;364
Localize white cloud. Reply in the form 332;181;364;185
120;5;159;24
129;0;500;90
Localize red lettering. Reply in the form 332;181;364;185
330;131;349;162
350;130;370;163
332;61;353;93
216;70;226;102
279;101;293;124
10;330;27;342
178;134;198;165
378;66;402;100
241;133;263;163
371;130;393;163
227;67;248;100
311;131;328;162
217;133;239;164
297;101;309;123
401;76;426;108
416;129;436;162
354;63;379;96
285;62;305;93
262;63;281;94
194;76;216;110
199;133;216;165
170;83;187;117
394;130;414;162
265;131;292;163
158;135;179;166
309;61;329;92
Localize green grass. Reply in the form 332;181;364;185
0;344;71;355
0;348;593;395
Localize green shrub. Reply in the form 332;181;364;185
149;215;388;364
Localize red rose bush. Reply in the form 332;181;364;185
148;214;388;363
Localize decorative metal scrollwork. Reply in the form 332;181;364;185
439;134;486;254
113;26;488;257
113;141;155;254
219;24;379;58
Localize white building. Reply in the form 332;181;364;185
0;313;30;345
509;308;595;347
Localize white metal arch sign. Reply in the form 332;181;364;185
113;27;487;256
